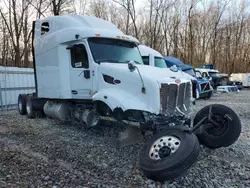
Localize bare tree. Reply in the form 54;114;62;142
0;0;32;67
113;0;139;38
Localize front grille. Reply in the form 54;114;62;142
200;82;210;91
160;82;192;115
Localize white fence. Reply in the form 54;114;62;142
0;66;35;110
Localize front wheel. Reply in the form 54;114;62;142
194;104;241;149
139;129;200;182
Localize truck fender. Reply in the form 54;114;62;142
92;89;155;113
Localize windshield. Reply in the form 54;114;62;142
209;72;220;77
183;68;196;77
88;37;143;64
195;71;202;77
155;57;167;68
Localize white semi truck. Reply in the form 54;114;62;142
17;15;241;182
137;44;200;99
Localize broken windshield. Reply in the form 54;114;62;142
88;37;143;64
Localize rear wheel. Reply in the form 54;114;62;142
139;129;200;182
18;94;27;115
26;95;35;119
194;104;241;149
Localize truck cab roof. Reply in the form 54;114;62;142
34;15;139;54
138;45;163;57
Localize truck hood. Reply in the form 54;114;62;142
99;63;194;83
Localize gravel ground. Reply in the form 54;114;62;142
0;90;250;188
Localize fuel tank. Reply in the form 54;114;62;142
43;101;71;121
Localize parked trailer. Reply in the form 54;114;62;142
17;15;241;182
230;73;250;87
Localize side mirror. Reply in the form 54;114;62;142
66;44;74;50
169;65;178;72
128;60;136;72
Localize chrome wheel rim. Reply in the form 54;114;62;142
149;136;181;160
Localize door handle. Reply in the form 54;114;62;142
84;70;90;79
79;70;90;79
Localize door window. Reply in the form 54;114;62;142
70;44;89;68
142;56;149;65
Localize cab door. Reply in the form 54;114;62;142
68;42;93;99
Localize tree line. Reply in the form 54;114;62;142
0;0;250;74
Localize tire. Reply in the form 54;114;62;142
194;104;241;149
204;92;212;100
139;129;200;182
26;95;35;119
18;94;27;115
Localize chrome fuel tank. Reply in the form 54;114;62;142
43;101;71;121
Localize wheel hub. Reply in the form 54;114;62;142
86;111;100;127
158;146;172;158
206;114;229;136
149;136;181;160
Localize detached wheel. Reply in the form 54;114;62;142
139;129;200;182
194;104;241;149
18;94;27;115
26;95;35;119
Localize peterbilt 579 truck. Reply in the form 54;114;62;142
17;15;241;182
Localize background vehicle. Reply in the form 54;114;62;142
17;15;242;182
138;45;199;99
219;73;243;90
195;65;222;89
216;86;239;93
164;56;213;100
230;73;250;88
227;81;243;90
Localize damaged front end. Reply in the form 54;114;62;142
140;79;197;135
